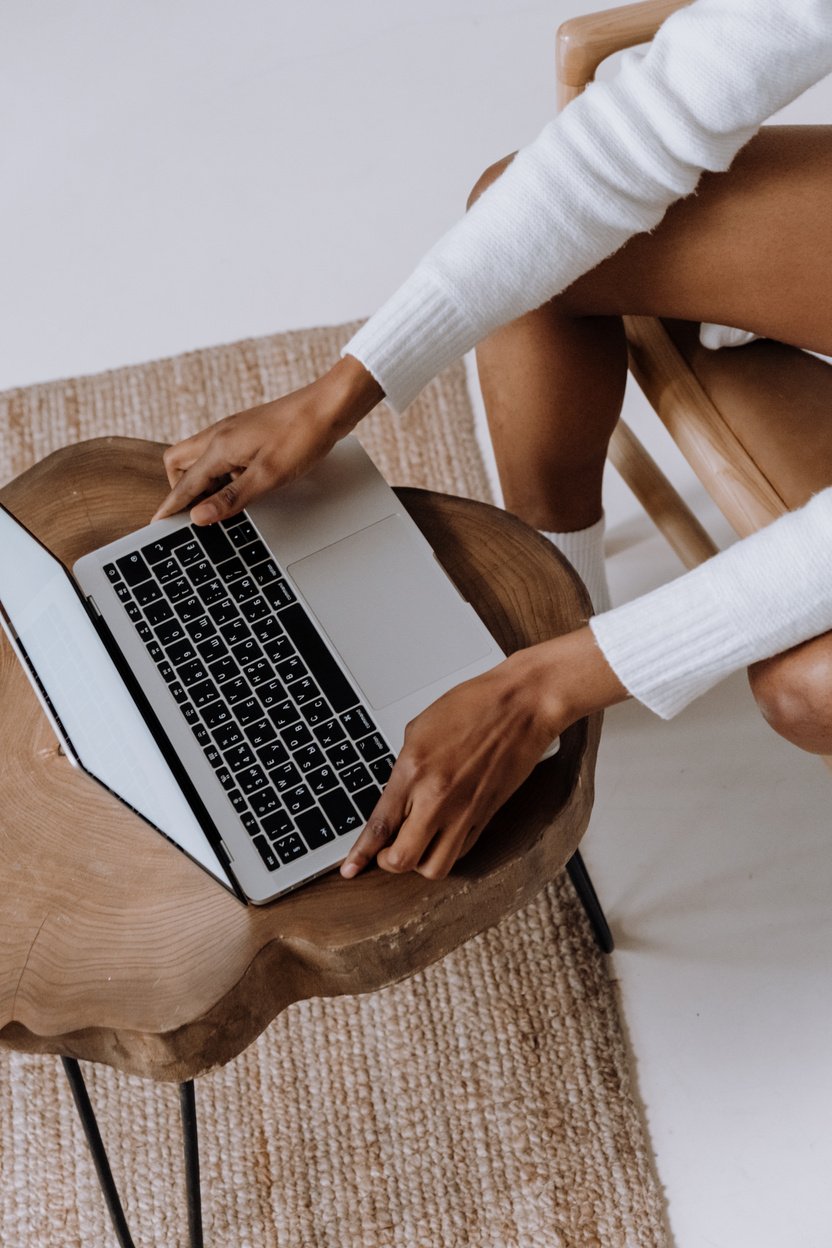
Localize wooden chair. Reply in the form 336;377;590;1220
557;0;832;586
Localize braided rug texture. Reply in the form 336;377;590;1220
0;323;667;1248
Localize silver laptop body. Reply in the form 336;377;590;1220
1;437;533;904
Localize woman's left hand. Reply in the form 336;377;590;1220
340;627;627;881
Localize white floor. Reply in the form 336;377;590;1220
2;4;831;1246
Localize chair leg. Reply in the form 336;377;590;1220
566;851;614;953
61;1058;205;1248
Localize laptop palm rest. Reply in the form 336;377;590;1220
288;514;491;710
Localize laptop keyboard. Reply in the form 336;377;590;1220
102;512;395;874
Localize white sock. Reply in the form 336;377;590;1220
541;513;611;615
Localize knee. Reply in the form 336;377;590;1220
466;152;517;211
748;640;832;754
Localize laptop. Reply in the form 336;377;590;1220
0;435;558;904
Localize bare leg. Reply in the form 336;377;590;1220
468;127;832;751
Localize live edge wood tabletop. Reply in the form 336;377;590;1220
0;437;601;1084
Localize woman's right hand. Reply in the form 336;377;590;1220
151;354;384;526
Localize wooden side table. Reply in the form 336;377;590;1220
0;437;607;1247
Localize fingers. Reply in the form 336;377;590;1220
152;452;267;525
340;771;409;878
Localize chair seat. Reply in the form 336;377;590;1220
664;319;832;513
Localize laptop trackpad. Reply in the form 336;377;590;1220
287;514;492;709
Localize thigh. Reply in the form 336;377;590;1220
559;126;832;356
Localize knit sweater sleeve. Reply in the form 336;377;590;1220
589;487;832;717
341;0;832;413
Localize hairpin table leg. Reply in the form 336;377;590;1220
61;1057;137;1248
566;850;614;953
61;1059;205;1247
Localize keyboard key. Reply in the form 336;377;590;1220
320;789;362;837
238;539;271;567
269;761;301;792
134;580;162;606
208;655;239;684
147;640;164;664
145;600;174;627
256;678;286;710
236;764;268;796
174;595;203;624
240;596;270;624
190;679;220;709
229;577;259;605
276;656;306;685
104;563;119;582
257;740;289;770
294;743;326;774
209;597;239;626
222;512;250;529
190;719;208;742
114;582;131;602
252;835;280;872
244;658;274;687
215;555;246;582
163;576;192;603
352;785;383;822
156;618;186;647
241;811;259;835
197;523;235;564
169;681;187;705
116;552;152;586
157;659;174;683
196;633;225;663
341;762;373;794
341;707;376;741
274;831;308;864
250;787;282;818
280;721;312;752
167;643;198;673
251;616;283;643
197;578;226;606
357;732;389;763
299;697;330;727
177;540;202;566
202;700;232;729
370;754;395;785
250;559;281;586
231;637;263;666
216;767;236;791
228;788;248;814
313;718;346;749
306;764;339;797
203;743;222;769
280;603;356;714
142;531;192;564
283;784;314;817
226;743;256;772
328;741;358;770
245;718;277;749
156;557;181;583
214;721;244;750
296;808;336;850
261;809;294;841
267;699;301;730
189;615;217;644
262;634;294;664
228;520;258;548
263;579;296;609
125;603;142;623
187;559;214;587
136;622;153;643
220;617;250;647
292;678;320;706
179;659;209;687
224;677;253;705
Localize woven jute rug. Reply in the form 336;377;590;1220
0;323;667;1248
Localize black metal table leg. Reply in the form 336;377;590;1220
180;1080;204;1248
61;1059;205;1247
61;1057;137;1248
566;850;614;953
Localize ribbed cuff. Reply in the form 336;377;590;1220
588;565;750;719
341;268;475;413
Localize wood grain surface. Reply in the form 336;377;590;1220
0;438;600;1081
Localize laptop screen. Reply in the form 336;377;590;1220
0;504;229;886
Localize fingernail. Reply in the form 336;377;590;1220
193;503;218;524
341;862;359;878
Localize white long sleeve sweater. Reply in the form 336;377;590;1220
341;0;832;719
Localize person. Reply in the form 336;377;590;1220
151;0;832;882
